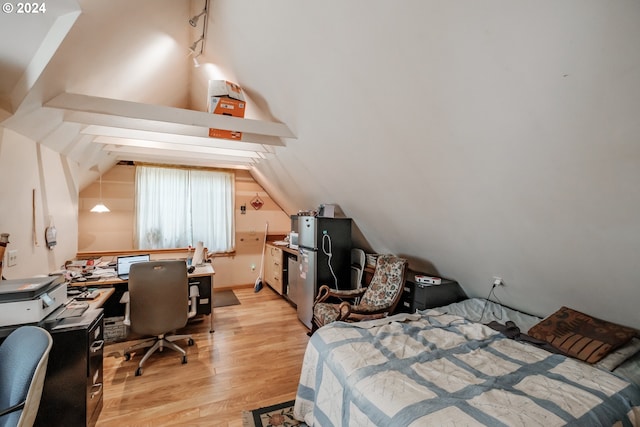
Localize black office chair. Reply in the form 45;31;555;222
0;326;53;427
121;260;194;376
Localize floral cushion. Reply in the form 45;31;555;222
312;254;407;328
313;302;341;327
359;255;407;309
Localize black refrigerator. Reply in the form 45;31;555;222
296;215;352;328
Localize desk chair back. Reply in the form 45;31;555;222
0;326;52;427
128;260;189;337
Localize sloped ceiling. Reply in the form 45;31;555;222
0;0;293;184
1;0;640;328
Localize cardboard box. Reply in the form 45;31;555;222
208;80;245;102
208;128;243;140
208;80;245;140
104;316;127;342
209;96;245;118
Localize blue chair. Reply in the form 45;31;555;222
0;326;53;427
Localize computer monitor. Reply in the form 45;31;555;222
116;254;150;280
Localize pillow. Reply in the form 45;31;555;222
527;306;638;364
596;338;640;371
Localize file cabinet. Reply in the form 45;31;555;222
397;272;466;313
36;309;104;427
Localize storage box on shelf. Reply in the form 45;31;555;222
208;80;245;140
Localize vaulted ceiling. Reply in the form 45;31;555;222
2;0;640;328
0;0;294;187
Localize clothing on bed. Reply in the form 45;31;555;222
486;320;563;355
423;297;543;333
294;310;640;426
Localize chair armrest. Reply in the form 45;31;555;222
120;291;131;326
349;304;391;316
188;285;200;319
314;285;367;304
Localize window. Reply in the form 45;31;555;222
135;165;235;252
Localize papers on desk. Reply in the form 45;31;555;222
87;268;117;278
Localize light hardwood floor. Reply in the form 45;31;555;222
97;286;310;427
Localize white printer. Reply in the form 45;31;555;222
0;275;67;327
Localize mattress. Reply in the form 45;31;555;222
294;310;640;426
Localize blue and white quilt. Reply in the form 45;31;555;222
294;312;640;426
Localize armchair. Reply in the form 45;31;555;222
120;260;195;376
0;326;52;427
311;254;408;332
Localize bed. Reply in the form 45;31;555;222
293;298;640;426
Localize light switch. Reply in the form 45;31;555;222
7;250;17;267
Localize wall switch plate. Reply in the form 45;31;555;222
7;250;17;267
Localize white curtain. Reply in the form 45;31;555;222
135;166;235;252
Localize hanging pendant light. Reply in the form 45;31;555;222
90;171;110;213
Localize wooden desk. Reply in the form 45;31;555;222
70;264;216;333
88;287;114;308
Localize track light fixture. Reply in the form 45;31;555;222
189;9;206;27
189;36;204;54
188;0;209;66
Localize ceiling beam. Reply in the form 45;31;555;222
61;110;286;146
46;92;296;139
110;153;253;170
102;144;257;165
83;125;269;152
93;136;262;158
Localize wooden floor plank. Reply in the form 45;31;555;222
97;287;309;427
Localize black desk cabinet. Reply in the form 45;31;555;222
397;272;467;313
36;309;104;427
189;274;212;316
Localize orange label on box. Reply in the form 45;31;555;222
209;97;245;118
208;128;243;140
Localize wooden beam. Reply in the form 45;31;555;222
46;92;296;139
62;110;286;146
84;125;269;152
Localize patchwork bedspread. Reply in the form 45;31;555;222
294;312;640;426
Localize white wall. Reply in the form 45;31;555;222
210;0;640;328
0;128;79;278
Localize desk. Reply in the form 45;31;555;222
86;287;114;307
70;264;216;333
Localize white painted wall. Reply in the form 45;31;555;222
1;0;639;330
210;0;640;328
0;128;79;278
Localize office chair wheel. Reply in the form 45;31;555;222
135;367;143;376
182;355;187;364
124;352;131;361
188;338;194;346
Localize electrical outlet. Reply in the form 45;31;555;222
493;276;504;287
250;263;256;271
7;250;17;267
